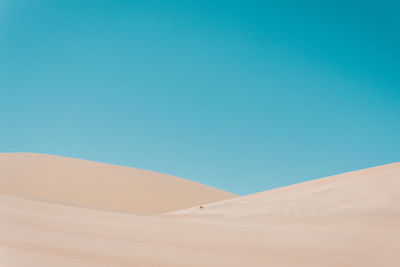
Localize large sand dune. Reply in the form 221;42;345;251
0;153;235;214
169;162;400;220
0;154;399;266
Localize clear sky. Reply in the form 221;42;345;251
1;0;399;195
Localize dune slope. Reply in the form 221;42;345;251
0;153;235;214
1;191;400;267
170;162;400;221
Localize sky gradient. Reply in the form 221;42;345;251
1;0;399;195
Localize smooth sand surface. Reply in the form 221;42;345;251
2;194;399;267
169;162;400;221
0;153;235;214
1;155;399;266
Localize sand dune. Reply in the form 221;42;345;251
0;153;235;214
169;162;400;221
1;191;399;266
0;155;399;266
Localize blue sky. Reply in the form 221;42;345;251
1;0;399;195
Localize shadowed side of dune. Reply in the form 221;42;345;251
0;153;236;215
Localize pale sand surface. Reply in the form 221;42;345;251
1;194;399;267
0;154;399;266
0;153;235;214
169;162;400;221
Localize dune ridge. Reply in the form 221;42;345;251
0;153;235;214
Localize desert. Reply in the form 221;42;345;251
1;153;399;266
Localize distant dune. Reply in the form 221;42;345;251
0;155;399;266
0;153;235;214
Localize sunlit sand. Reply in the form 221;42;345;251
1;153;399;266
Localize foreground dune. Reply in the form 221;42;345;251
0;155;399;266
1;193;399;266
0;153;235;214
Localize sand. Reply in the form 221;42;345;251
0;153;399;266
0;153;235;214
169;162;400;220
